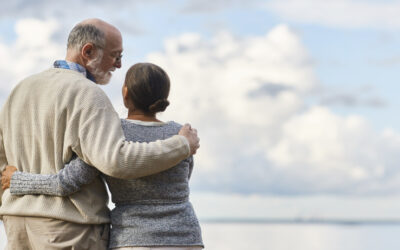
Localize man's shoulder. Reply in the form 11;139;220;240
19;68;96;89
49;68;97;88
49;68;108;99
18;68;111;108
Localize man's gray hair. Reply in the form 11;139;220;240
67;24;106;51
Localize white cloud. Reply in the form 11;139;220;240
143;24;400;195
265;0;400;30
181;0;258;13
148;25;317;127
267;106;400;193
0;18;64;97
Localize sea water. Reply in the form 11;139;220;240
201;222;400;250
2;221;400;250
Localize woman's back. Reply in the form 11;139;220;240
106;119;203;248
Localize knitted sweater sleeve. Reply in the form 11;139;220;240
72;87;191;179
188;156;194;179
9;155;100;196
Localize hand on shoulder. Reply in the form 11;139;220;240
178;124;200;155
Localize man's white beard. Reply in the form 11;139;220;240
86;51;114;85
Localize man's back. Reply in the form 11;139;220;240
0;68;110;223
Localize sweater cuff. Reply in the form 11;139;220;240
10;172;54;195
175;135;191;157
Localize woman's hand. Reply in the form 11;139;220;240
1;165;17;190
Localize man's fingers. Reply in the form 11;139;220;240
178;123;200;155
192;140;200;155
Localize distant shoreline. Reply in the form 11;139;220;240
199;218;400;225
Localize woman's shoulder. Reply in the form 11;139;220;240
165;120;182;129
120;119;182;128
119;119;183;141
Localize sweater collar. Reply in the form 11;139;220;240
53;60;96;82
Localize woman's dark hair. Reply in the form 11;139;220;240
124;63;170;114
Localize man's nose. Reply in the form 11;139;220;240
115;59;122;68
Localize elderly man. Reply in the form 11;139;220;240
0;18;199;249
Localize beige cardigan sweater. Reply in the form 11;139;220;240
0;68;190;224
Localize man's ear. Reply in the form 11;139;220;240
81;43;95;60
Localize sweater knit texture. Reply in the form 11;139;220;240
0;68;190;224
11;119;203;248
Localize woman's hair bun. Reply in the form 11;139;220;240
148;99;170;113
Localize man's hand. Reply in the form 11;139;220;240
178;124;200;155
1;165;17;190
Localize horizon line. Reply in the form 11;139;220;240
199;218;400;225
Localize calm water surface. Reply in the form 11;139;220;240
201;222;400;250
1;222;400;250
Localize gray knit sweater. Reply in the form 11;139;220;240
10;119;203;248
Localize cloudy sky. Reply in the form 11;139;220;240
1;0;400;220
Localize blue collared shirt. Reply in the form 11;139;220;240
53;60;96;82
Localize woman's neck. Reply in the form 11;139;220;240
127;110;160;122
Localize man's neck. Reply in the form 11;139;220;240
65;51;86;68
